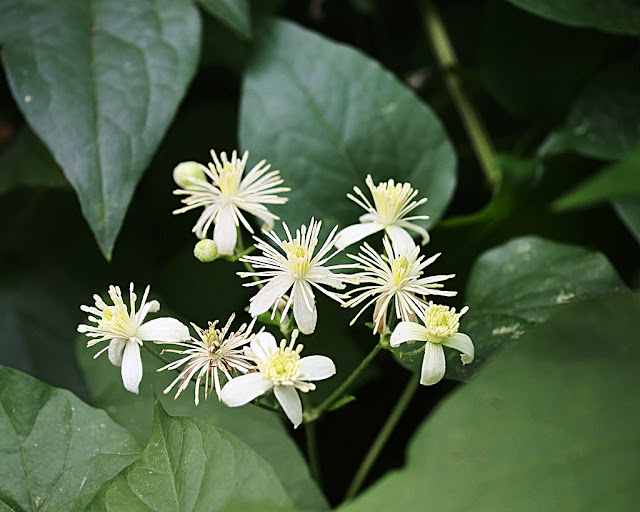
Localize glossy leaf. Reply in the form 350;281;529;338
239;19;456;231
506;0;640;35
613;198;640;245
196;0;251;38
88;403;293;511
0;0;201;258
76;336;328;511
0;366;141;512
341;292;640;511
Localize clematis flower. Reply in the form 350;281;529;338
78;284;189;394
238;218;355;335
156;314;258;404
335;175;430;252
220;331;335;428
344;237;456;334
390;302;474;386
172;150;290;255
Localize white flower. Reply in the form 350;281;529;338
335;174;430;252
344;237;456;334
173;150;290;255
220;331;335;428
156;314;258;404
390;302;474;386
238;218;355;335
78;284;189;394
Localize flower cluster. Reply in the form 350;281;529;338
77;149;474;429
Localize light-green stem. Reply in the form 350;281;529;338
421;0;501;187
302;394;322;484
343;373;421;501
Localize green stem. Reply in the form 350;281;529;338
343;373;421;501
421;0;500;187
142;342;172;366
306;342;383;422
302;395;322;484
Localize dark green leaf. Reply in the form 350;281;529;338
76;336;328;511
0;366;141;512
506;0;640;35
239;19;456;231
0;127;67;194
196;0;252;38
540;63;640;160
341;292;640;511
613;198;640;245
0;0;201;258
88;403;293;511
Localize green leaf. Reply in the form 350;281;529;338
506;0;640;35
0;366;141;512
0;0;201;259
196;0;252;38
613;198;640;245
554;144;640;211
0;127;67;194
340;292;640;511
88;403;293;511
540;63;640;161
239;18;456;231
76;337;328;511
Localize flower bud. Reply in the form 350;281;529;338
194;239;218;262
173;161;206;188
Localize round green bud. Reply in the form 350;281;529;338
173;161;206;188
194;239;218;262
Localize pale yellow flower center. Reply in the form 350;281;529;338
283;240;312;279
423;304;460;343
218;163;242;198
263;346;301;384
98;304;137;340
370;180;415;225
391;256;411;287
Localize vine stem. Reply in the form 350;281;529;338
306;341;384;422
343;373;420;501
302;394;322;484
421;0;501;187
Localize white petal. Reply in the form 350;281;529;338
399;220;430;245
137;317;189;342
442;332;474;365
420;342;446;386
108;339;126;366
249;275;292;317
121;341;143;394
221;373;273;407
390;321;429;347
251;332;278;362
274;385;303;428
214;206;238;255
385;225;416;254
334;222;383;249
293;282;317;334
299;355;336;381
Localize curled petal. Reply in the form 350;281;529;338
137;317;189;342
385;225;416;254
334;222;383;250
420;342;446;386
442;332;474;365
274;385;303;428
299;355;336;381
293;281;317;334
108;339;126;366
390;321;429;347
221;372;273;407
251;332;278;362
121;341;143;394
399;220;430;245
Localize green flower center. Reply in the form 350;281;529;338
264;350;300;384
423;304;460;343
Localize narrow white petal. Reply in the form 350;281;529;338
221;373;273;407
385;225;416;253
274;385;303;428
390;321;430;347
251;332;278;362
334;222;383;249
293;282;317;334
137;317;189;342
299;355;336;381
121;341;143;394
108;339;126;366
399;220;430;245
249;275;292;317
214;206;238;255
420;342;446;386
442;332;474;365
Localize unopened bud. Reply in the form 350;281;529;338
194;239;218;262
173;161;206;188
